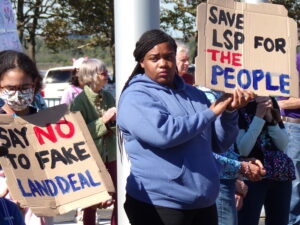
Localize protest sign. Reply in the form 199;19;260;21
195;0;299;97
0;104;115;216
0;0;22;52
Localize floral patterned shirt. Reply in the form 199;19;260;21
198;86;241;179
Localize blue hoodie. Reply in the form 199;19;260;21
117;74;239;209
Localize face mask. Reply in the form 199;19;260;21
1;88;34;111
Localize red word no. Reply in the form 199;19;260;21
33;120;75;145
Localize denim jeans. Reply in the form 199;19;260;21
285;122;300;225
216;179;237;225
238;179;292;225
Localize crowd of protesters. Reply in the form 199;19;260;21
0;29;299;225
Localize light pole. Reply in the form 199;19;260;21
114;1;160;224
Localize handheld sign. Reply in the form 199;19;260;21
195;0;299;97
0;0;22;52
0;105;114;216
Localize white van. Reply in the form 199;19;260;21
42;66;74;106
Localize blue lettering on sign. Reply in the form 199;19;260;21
266;72;279;91
45;179;58;196
78;172;91;189
68;173;81;192
224;67;235;88
17;169;101;197
34;180;50;196
210;65;290;94
17;179;32;197
252;70;264;90
211;65;223;85
237;69;251;89
28;179;42;197
55;176;70;194
280;74;290;94
86;170;101;187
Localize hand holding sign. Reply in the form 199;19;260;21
227;88;255;111
209;93;232;116
255;97;272;118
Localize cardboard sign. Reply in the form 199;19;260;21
195;0;299;97
0;105;114;216
0;0;22;51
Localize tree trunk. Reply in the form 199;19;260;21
28;0;41;61
16;0;25;44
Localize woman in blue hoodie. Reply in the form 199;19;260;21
117;29;254;225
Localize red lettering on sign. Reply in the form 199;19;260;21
207;49;242;67
33;124;57;145
55;120;75;139
33;120;75;145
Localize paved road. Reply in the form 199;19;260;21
54;209;111;225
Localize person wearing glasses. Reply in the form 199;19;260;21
0;50;53;225
70;58;117;225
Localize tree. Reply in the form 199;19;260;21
161;0;300;42
42;0;115;75
272;0;300;28
11;0;57;60
161;0;205;42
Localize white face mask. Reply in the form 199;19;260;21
1;88;34;111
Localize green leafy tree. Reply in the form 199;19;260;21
161;0;299;61
161;0;205;42
42;0;115;75
272;0;300;28
11;0;58;60
161;0;299;41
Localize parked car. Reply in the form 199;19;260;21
42;66;74;106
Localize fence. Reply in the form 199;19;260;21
44;98;62;107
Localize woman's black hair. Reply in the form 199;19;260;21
122;29;177;92
0;50;42;94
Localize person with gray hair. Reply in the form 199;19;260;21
176;41;194;85
70;58;117;225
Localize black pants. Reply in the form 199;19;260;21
124;194;218;225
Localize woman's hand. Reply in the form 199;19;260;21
91;199;115;209
102;107;117;124
264;108;273;122
227;88;256;111
235;193;244;210
235;179;248;197
240;159;266;181
255;97;272;119
209;94;233;116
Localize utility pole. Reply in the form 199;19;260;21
114;1;160;224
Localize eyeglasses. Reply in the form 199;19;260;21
0;84;33;94
97;71;109;77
